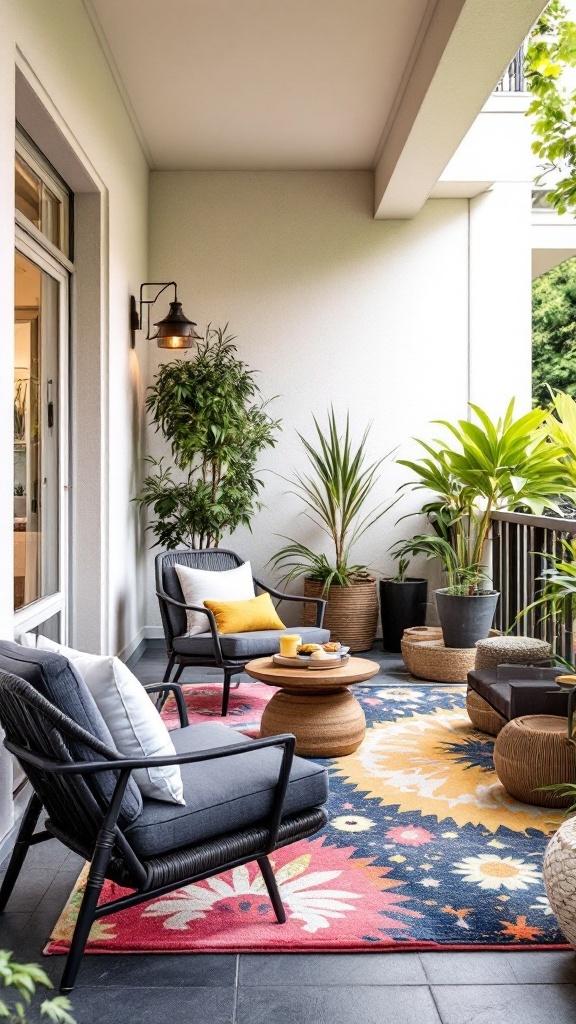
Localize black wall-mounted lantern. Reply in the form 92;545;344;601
130;282;201;349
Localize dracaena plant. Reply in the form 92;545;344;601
391;399;576;595
269;409;392;592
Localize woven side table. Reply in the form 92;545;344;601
475;635;551;669
466;687;506;736
493;715;576;807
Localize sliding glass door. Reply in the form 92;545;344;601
13;236;69;641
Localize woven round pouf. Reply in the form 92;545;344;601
475;635;551;670
493;715;576;806
466;687;506;736
401;639;476;683
543;817;576;949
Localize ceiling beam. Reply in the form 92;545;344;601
374;0;548;220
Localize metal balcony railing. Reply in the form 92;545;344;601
494;44;526;93
491;510;576;661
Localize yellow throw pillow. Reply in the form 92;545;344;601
203;592;286;634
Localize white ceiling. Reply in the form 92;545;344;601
88;0;432;170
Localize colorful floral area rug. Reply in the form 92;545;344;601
47;683;569;954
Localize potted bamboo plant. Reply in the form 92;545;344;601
270;409;392;651
392;399;576;649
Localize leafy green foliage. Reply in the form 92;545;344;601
137;326;280;548
533;261;576;406
392;399;576;592
269;409;392;591
0;952;75;1024
525;0;576;214
516;535;576;630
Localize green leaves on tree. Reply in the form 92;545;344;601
525;0;576;214
533;260;576;405
136;325;280;549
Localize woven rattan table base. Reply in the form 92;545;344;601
260;688;366;757
246;656;378;757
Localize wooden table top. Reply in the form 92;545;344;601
245;656;379;689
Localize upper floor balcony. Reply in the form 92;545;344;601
494;44;526;93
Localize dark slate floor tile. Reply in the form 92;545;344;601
420;952;518;985
432;983;576;1024
236;985;441;1024
2;869;56;913
509;951;576;984
239;952;427;986
57;985;235;1024
63;953;238;987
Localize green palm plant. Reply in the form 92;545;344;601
269;409;392;592
392;399;576;593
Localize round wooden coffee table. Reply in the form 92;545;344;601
245;656;379;757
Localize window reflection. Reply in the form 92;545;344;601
14;251;59;609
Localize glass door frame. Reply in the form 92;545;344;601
13;226;70;641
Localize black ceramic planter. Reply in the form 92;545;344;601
379;578;428;653
435;588;499;649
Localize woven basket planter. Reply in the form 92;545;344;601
301;578;378;652
401;638;476;683
544;818;576;949
402;626;443;645
493;715;576;807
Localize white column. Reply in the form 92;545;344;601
468;182;533;416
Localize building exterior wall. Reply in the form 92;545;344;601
146;170;531;631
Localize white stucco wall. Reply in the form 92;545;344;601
0;0;149;837
146;172;470;628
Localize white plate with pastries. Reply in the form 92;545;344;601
273;642;350;670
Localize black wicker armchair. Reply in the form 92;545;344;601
0;646;329;994
156;549;329;715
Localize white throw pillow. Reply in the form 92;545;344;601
174;560;255;635
35;636;185;806
16;632;37;648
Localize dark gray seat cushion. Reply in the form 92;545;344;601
173;626;330;659
125;722;328;857
467;667;567;719
0;642;142;824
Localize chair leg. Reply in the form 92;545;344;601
257;855;286;923
0;793;43;914
221;671;235;717
59;838;113;994
173;663;185;684
162;652;176;683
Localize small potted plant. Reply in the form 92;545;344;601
379;556;427;653
270;409;393;651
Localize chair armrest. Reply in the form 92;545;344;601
253;578;326;628
143;683;189;728
6;732;295;775
156;586;226;664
